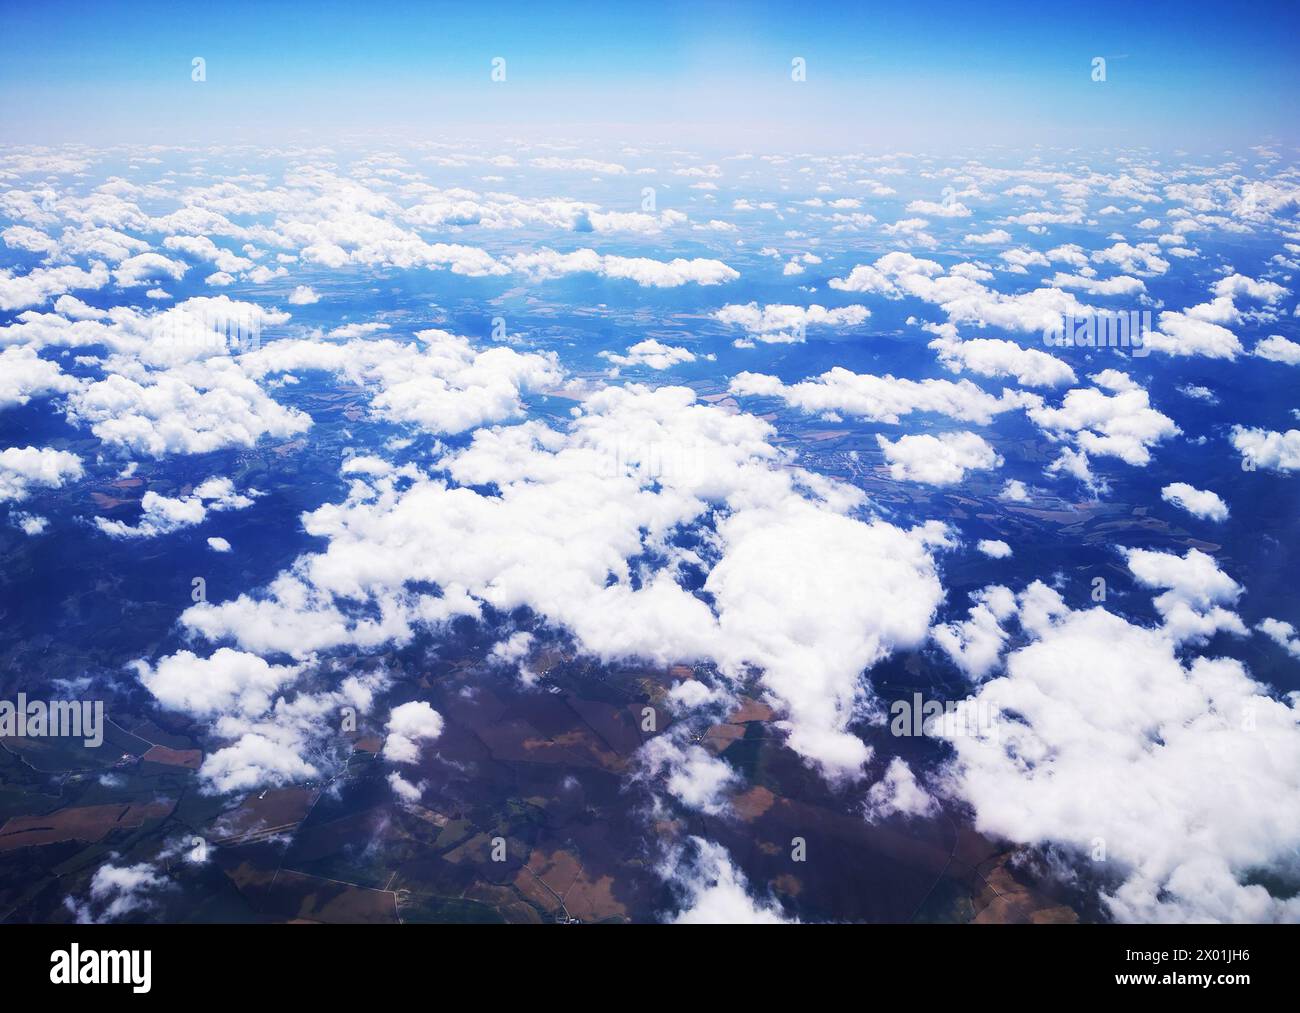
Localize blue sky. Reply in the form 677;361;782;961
3;0;1298;149
3;3;1300;924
